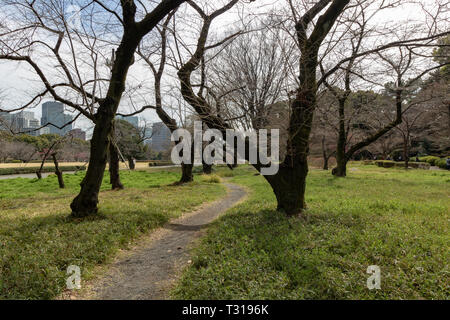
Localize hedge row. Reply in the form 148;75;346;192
375;161;431;170
418;156;441;166
148;161;174;167
0;166;86;176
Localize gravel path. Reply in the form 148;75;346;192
79;182;246;300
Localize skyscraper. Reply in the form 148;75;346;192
41;101;73;136
151;122;172;152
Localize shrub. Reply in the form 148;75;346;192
218;171;235;177
202;174;221;183
436;158;449;170
0;166;86;176
419;156;441;166
375;161;430;170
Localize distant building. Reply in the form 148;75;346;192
0;111;14;131
0;110;41;133
15;111;36;131
151;122;172;152
68;128;86;141
41;101;73;136
117;115;139;128
29;119;40;128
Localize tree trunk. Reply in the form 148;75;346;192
323;157;329;171
178;143;194;184
109;142;124;190
128;157;136;170
403;135;409;169
333;151;347;177
332;99;347;177
202;161;212;174
70;113;112;217
322;136;329;170
51;153;65;189
266;159;309;216
180;162;194;183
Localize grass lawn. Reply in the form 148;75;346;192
0;169;226;299
173;164;449;299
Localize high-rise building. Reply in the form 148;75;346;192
29;119;40;128
15;111;35;131
151;122;172;152
41;101;73;136
1;110;40;133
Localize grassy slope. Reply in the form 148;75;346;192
173;164;449;299
0;169;226;299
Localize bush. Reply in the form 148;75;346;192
0;166;86;176
419;156;441;166
375;161;430;170
8;160;23;164
202;174;221;183
435;158;449;170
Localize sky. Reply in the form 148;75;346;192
0;0;447;137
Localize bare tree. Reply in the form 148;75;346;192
0;0;187;217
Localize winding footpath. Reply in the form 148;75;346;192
74;182;246;300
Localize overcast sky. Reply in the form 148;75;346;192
0;0;447;137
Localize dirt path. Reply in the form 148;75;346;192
77;182;246;300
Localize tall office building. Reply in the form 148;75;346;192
0;110;40;133
41;101;73;136
151;122;172;152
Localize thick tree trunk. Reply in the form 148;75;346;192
52;153;65;189
109;142;124;190
266;159;309;216
333;155;347;177
178;143;194;184
70;112;113;217
202;161;212;174
180;162;194;183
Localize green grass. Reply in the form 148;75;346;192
172;164;450;300
0;169;226;299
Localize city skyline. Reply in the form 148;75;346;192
0;101;86;139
